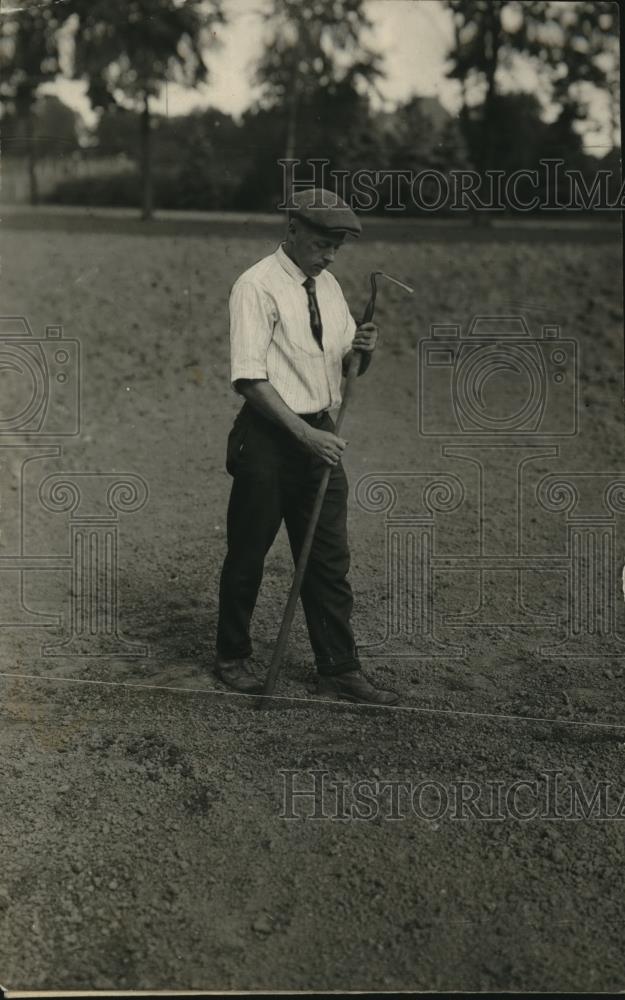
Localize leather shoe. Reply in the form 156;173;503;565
317;670;399;705
215;656;263;694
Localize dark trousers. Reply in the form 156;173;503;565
216;403;360;676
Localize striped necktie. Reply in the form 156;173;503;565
303;277;323;351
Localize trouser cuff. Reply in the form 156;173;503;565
316;655;361;677
216;644;253;661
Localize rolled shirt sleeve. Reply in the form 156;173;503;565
229;279;276;386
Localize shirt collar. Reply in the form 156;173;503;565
276;243;309;284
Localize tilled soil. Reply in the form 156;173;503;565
2;677;625;992
1;210;624;991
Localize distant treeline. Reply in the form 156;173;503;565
3;89;619;215
1;1;619;217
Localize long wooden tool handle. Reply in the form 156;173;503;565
258;348;362;702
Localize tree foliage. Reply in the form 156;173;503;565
0;1;61;114
59;0;224;217
255;0;382;170
61;0;223;108
445;0;620;167
0;0;65;203
256;0;381;103
2;94;79;156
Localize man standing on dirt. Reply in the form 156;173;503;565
215;188;398;706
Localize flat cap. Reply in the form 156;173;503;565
289;187;362;237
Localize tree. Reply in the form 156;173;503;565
1;95;79;158
445;0;620;174
0;1;63;205
386;96;469;171
94;106;143;159
34;94;80;157
61;0;224;219
460;91;547;172
255;0;382;197
520;0;619;140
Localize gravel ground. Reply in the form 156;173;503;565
2;677;625;992
0;210;624;991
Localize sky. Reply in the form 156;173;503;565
43;0;618;153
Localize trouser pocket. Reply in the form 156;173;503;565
225;406;251;476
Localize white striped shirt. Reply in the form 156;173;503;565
229;243;356;413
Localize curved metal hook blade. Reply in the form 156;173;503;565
362;270;414;325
